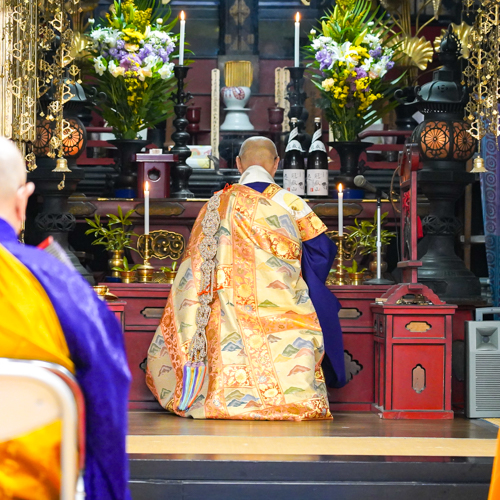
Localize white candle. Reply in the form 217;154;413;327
338;183;343;236
179;11;186;66
294;12;300;67
144;181;150;235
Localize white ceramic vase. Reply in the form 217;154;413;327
220;86;254;131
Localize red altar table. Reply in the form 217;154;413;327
105;282;473;412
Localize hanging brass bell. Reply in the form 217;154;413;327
470;155;487;173
52;158;72;173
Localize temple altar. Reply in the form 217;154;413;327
104;281;472;414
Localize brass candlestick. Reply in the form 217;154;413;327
137;234;154;283
332;234;348;285
325;231;355;286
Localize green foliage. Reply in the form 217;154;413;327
85;206;138;252
112;255;141;272
342;259;367;274
160;261;178;272
346;212;396;255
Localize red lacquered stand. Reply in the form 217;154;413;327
371;144;456;419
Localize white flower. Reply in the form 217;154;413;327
138;67;152;81
144;55;159;67
310;29;316;35
361;56;374;72
157;18;163;24
364;33;380;49
88;18;95;25
158;62;174;79
108;60;125;78
369;60;387;79
311;35;332;51
94;56;106;76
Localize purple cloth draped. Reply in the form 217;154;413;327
0;218;131;500
246;182;346;388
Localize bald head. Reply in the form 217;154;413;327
236;136;279;176
0;137;34;234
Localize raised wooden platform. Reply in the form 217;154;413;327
127;411;498;499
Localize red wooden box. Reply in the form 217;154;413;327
371;284;457;419
136;153;177;199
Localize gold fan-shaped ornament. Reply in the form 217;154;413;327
393;36;434;71
434;22;472;59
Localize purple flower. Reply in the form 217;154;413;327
120;53;141;70
354;67;368;79
116;39;125;50
109;48;119;57
369;47;382;59
315;49;333;71
165;41;175;56
158;48;169;63
386;61;395;70
139;44;153;60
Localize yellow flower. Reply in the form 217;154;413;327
322;78;335;91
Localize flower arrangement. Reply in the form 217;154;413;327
88;0;178;139
306;0;401;142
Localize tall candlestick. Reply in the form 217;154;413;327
294;12;300;67
144;181;150;235
179;11;186;66
338;183;343;236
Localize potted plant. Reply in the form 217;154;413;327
346;212;396;275
85;206;138;277
160;261;178;284
342;260;367;286
112;256;141;283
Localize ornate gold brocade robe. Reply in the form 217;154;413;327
146;182;333;420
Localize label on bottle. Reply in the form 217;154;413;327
283;169;305;195
307;169;329;196
286;126;303;152
309;129;327;153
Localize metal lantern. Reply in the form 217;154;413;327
406;25;481;304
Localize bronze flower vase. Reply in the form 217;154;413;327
109;139;149;198
329;141;372;197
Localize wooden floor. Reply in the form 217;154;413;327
127;411;499;458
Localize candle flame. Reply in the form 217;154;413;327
180;10;185;20
338;183;343;193
295;12;300;22
145;181;149;192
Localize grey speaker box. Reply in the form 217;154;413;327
465;308;500;418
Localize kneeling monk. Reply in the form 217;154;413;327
147;137;345;420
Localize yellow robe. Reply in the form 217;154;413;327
147;183;332;420
0;243;73;500
490;429;500;500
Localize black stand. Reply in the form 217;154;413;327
285;66;310;150
365;196;393;285
169;66;194;199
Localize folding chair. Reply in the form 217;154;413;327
0;358;86;499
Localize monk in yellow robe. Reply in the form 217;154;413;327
0;138;130;499
147;137;344;420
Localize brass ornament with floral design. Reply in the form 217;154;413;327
381;0;441;86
